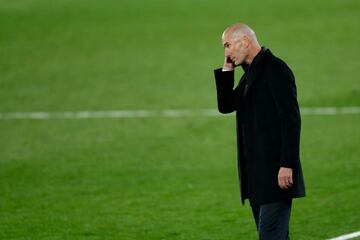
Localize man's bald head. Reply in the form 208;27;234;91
222;23;258;43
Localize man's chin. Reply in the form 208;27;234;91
234;60;244;66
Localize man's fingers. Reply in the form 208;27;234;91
278;167;293;189
278;169;292;189
278;177;286;189
278;175;293;189
289;177;293;185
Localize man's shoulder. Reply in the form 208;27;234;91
264;50;294;77
265;50;291;70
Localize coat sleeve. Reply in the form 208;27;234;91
266;63;301;168
214;68;237;114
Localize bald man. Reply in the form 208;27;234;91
214;23;306;239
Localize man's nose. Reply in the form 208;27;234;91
225;49;231;57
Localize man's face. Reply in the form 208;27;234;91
222;33;248;66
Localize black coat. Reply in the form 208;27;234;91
214;48;305;205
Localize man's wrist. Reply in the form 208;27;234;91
222;67;234;72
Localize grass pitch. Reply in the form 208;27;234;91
0;0;359;239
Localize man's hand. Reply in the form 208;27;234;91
223;56;235;71
278;167;293;190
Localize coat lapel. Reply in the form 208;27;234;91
243;66;264;98
243;48;269;98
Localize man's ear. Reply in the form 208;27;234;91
242;36;251;48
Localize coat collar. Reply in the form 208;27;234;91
242;46;269;98
241;46;268;73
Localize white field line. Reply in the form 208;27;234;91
328;231;360;240
0;107;359;120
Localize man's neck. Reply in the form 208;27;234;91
245;45;262;65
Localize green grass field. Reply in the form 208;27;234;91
1;0;359;239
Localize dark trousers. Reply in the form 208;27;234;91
250;200;292;240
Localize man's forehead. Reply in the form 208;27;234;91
222;35;232;46
222;29;234;44
222;30;231;40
